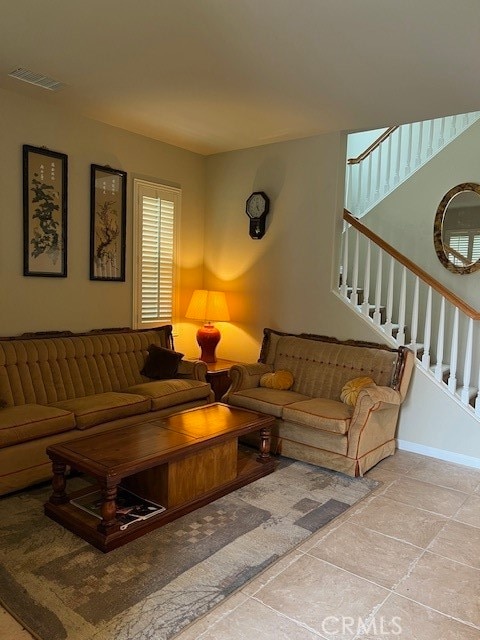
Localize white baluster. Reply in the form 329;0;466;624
461;317;474;405
427;120;434;157
405;123;413;177
351;231;359;306
394;128;402;186
415;121;424;167
357;164;363;216
463;113;469;128
450;115;457;139
438;117;445;147
448;307;459;393
421;286;432;370
340;226;349;298
408;276;419;353
434;297;446;381
373;249;383;325
361;240;371;317
383;257;395;336
396;267;407;345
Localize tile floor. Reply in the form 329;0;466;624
2;451;480;639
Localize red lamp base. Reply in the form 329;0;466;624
196;323;221;363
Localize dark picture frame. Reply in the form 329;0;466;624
90;164;127;281
23;145;68;277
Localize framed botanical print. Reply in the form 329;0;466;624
90;164;127;281
23;145;68;277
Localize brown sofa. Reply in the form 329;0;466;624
0;326;214;496
222;329;414;476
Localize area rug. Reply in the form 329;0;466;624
0;457;378;640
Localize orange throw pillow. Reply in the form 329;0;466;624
340;377;375;406
260;370;294;390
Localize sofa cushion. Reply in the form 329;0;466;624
125;379;211;411
228;388;310;418
141;344;184;379
340;377;375;406
260;370;294;390
0;404;75;448
283;398;353;435
51;392;151;430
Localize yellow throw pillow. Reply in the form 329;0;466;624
260;370;294;390
340;377;375;406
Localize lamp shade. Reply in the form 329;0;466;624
185;290;230;363
185;290;230;322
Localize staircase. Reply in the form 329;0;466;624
338;111;480;430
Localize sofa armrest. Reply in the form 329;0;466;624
223;363;273;398
347;385;402;464
177;359;208;382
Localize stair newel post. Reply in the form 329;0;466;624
361;240;371;316
384;135;392;194
434;297;446;381
421;286;432;370
340;225;349;298
408;276;419;353
346;163;353;212
366;154;373;209
447;307;459;393
373;248;383;325
397;266;407;345
351;231;360;307
374;145;382;201
405;123;413;177
438;117;446;147
461;317;474;405
415;121;423;167
393;127;402;186
357;163;363;215
475;330;480;415
383;257;395;336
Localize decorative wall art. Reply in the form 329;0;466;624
90;164;127;281
23;145;68;277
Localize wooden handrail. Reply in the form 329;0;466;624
343;209;480;319
347;126;398;165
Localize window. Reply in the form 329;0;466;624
133;179;180;328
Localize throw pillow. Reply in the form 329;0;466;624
141;344;184;379
260;370;294;390
340;376;375;406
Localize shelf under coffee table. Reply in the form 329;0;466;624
44;403;276;552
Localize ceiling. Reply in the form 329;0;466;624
1;1;480;155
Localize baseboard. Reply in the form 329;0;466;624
397;439;480;470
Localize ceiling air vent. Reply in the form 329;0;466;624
8;67;66;91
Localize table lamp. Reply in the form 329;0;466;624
185;290;230;363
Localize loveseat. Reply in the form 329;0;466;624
222;328;414;476
0;326;214;496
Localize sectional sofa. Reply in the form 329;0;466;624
0;326;214;496
223;328;414;476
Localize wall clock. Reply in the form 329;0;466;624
245;191;270;239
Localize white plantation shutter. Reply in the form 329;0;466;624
133;180;180;328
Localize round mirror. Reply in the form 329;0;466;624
434;183;480;274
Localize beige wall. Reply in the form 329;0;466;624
0;88;205;355
204;133;380;362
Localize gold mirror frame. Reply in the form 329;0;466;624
434;182;480;274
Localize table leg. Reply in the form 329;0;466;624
49;460;68;505
97;482;120;534
257;426;272;463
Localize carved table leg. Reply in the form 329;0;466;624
97;482;120;534
49;460;68;504
257;426;272;463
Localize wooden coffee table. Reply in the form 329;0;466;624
44;403;275;552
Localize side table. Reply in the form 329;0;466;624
206;359;241;402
